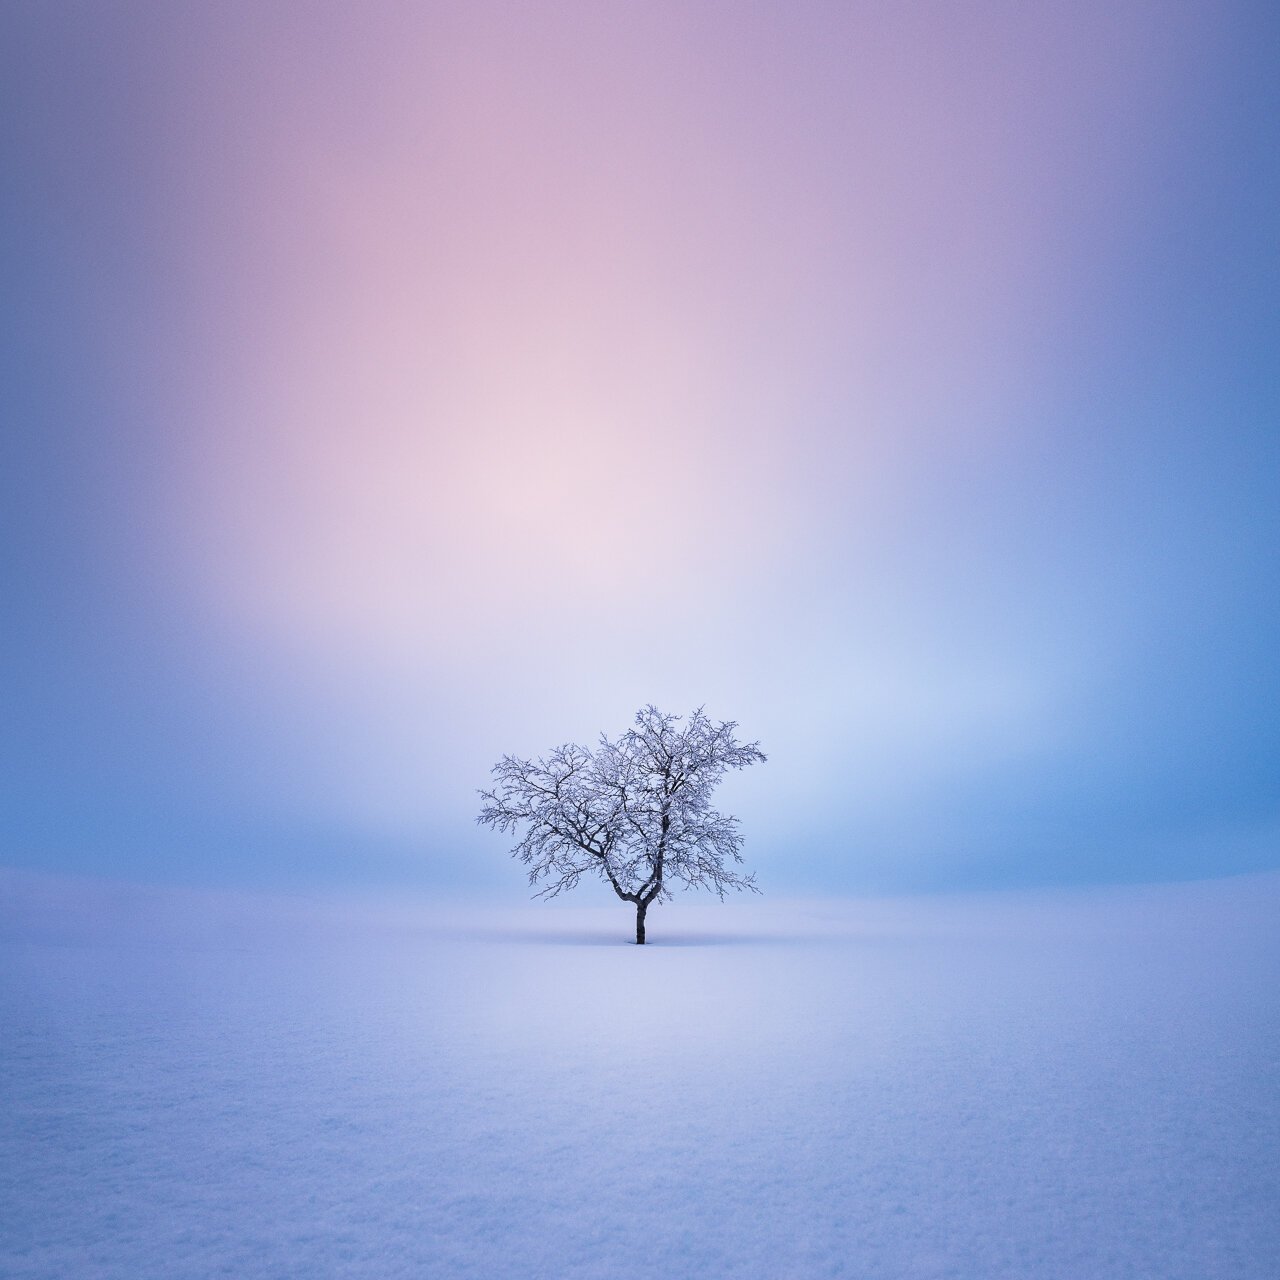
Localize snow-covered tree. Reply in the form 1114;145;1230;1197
477;706;766;943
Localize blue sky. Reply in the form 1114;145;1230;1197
2;0;1277;894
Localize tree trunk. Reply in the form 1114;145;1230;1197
635;901;647;945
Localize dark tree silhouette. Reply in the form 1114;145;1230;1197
477;706;766;943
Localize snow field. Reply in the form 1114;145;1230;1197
2;872;1277;1278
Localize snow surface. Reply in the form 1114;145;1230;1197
2;869;1278;1279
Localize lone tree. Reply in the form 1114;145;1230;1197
477;706;766;944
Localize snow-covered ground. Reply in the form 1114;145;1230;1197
2;869;1278;1279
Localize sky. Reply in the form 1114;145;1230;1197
2;0;1277;895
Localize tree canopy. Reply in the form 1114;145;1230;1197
477;706;765;942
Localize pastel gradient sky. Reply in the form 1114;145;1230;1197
3;1;1277;893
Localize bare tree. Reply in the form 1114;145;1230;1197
477;706;766;943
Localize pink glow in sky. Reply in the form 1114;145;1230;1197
172;5;1183;651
